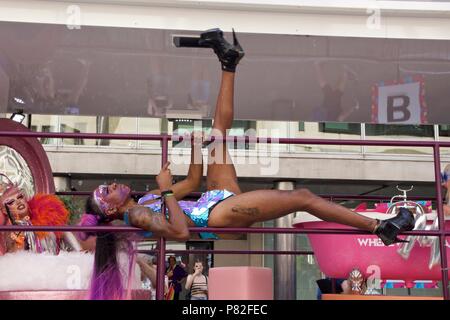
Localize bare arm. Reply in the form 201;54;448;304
185;132;204;188
129;162;190;241
146;132;203;200
129;204;189;241
444;204;450;217
137;258;157;286
185;274;194;290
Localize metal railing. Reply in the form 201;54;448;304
0;130;449;300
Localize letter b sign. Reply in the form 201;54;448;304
372;79;426;124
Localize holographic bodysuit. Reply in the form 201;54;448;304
128;189;235;239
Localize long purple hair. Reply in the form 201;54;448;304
78;196;137;300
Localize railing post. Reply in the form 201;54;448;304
156;136;169;300
156;237;166;300
433;144;449;300
274;181;297;300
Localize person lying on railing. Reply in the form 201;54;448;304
78;28;416;300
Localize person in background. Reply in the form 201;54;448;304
313;61;360;122
185;260;208;300
0;173;77;254
137;255;168;300
441;164;450;216
166;255;187;300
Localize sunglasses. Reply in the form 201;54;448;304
93;185;113;221
97;185;109;198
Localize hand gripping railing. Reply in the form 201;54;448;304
0;130;449;300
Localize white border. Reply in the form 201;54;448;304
1;0;450;40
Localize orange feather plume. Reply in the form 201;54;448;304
28;194;70;239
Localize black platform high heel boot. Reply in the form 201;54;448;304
198;28;245;72
374;207;415;246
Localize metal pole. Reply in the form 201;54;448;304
6;130;450;147
274;181;297;300
54;190;439;202
433;145;450;300
156;136;169;300
0;225;446;236
138;249;315;255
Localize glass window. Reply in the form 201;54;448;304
319;122;361;135
172;119;212;148
103;116;137;148
58;116;138;147
256;121;290;153
291;122;362;154
171;119;256;149
30;114;59;145
298;122;305;132
365;124;434;155
138;117;163;149
438;126;450;156
366;124;434;137
59;115;96;146
440;124;450;136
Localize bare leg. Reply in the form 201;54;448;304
206;71;241;194
208;188;377;232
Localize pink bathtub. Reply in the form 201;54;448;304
293;211;450;287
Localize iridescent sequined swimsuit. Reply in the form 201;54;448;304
126;189;235;239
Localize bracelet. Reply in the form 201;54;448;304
161;189;174;198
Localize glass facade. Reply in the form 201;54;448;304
28;115;450;158
365;124;435;155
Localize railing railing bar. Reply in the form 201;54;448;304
54;191;441;202
0;225;448;236
5;130;450;147
137;249;315;255
156;136;169;300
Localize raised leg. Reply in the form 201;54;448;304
206;71;241;194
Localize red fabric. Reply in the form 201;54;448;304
165;284;175;300
28;194;70;239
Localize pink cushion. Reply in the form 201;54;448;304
208;267;273;300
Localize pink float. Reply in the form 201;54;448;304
293;211;450;288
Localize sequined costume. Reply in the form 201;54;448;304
125;189;235;239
